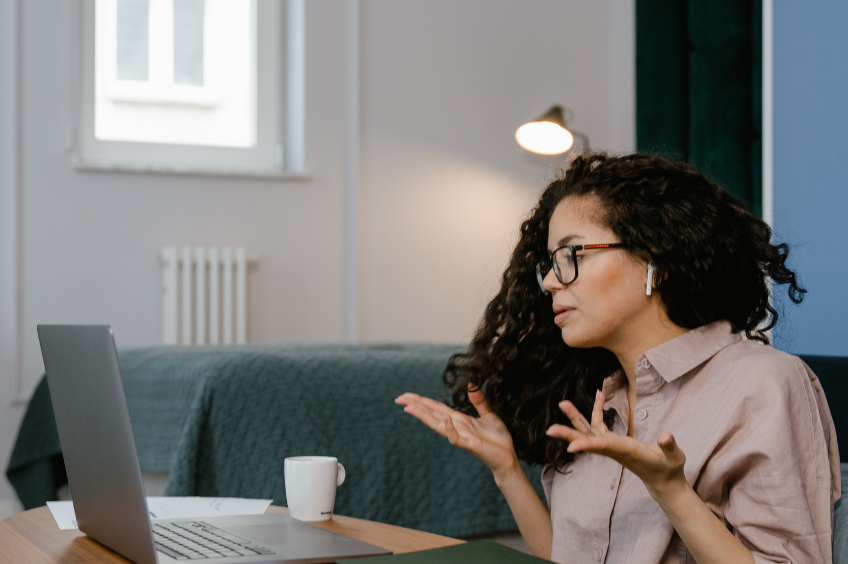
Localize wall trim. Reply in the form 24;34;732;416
284;0;306;174
0;0;25;406
762;0;774;228
761;0;774;343
345;0;361;343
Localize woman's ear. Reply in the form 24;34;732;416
646;261;655;296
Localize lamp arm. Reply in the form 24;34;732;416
570;130;590;150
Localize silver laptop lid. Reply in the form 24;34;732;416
37;324;158;564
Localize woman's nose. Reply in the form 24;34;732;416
542;267;564;293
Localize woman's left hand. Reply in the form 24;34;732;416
546;390;688;501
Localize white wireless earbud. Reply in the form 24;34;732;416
646;261;655;296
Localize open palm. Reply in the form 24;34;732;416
547;390;687;498
396;389;518;475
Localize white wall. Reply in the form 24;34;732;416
359;0;634;341
0;0;633;516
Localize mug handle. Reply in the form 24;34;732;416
337;463;346;487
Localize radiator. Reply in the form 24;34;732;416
159;246;256;345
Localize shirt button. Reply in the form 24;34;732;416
636;408;648;420
608;479;616;490
640;357;651;369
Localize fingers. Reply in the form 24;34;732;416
546;420;611;452
395;395;449;436
558;400;597;437
394;392;422;407
565;435;618;454
397;386;491;421
395;393;472;442
400;405;446;437
399;398;474;454
546;423;616;455
396;393;456;418
657;433;685;465
467;387;492;417
591;390;605;428
444;414;461;446
545;423;581;441
563;433;646;461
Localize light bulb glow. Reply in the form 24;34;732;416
515;121;574;155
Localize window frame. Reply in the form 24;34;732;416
71;0;306;179
106;0;220;109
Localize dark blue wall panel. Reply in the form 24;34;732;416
773;2;848;354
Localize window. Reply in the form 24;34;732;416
98;0;255;147
75;0;305;177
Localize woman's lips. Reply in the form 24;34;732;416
554;308;574;325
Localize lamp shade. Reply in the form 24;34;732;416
515;105;574;155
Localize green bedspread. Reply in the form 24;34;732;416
6;343;544;537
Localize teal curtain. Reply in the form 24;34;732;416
637;0;762;217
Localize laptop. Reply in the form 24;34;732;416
37;324;392;564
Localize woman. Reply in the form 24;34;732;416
396;153;840;563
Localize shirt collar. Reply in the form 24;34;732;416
601;369;629;432
643;320;741;383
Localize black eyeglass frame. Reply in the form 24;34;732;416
536;243;627;292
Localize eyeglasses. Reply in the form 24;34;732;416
536;243;626;293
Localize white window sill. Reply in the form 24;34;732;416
106;81;222;108
74;158;311;181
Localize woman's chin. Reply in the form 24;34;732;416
558;318;607;349
560;326;593;349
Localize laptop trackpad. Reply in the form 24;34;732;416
227;524;353;547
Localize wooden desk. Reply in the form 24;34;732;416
0;505;464;563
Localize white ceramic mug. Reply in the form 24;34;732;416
284;456;346;521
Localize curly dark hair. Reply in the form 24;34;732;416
442;152;805;471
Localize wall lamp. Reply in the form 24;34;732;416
515;105;589;155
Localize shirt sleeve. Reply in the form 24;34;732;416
541;464;554;507
704;353;839;564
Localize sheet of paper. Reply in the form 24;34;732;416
46;501;78;530
47;497;273;530
203;497;273;516
146;497;220;520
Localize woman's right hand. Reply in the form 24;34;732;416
395;388;520;479
398;390;554;559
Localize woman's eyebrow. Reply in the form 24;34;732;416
547;234;584;253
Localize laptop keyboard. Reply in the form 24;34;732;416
153;521;276;560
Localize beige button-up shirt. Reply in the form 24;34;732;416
542;320;841;564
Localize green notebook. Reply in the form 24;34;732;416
345;540;549;564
